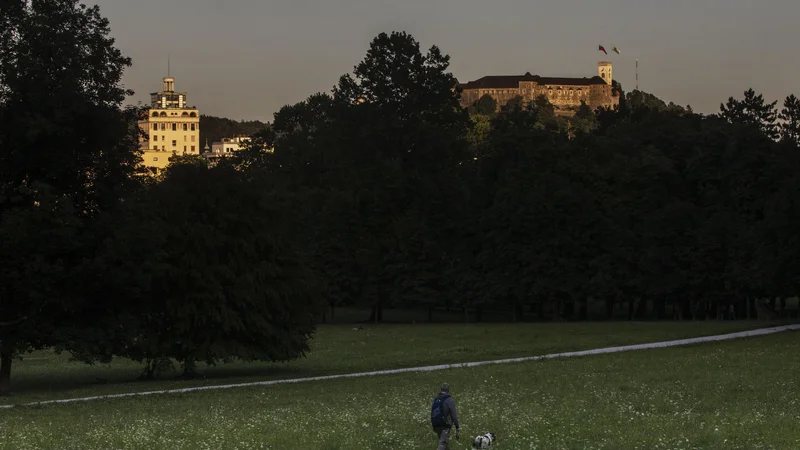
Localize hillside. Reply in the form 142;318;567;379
199;115;269;149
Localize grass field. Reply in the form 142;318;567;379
0;329;797;449
0;321;777;405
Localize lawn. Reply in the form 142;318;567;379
0;321;777;405
0;330;797;449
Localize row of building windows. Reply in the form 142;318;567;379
480;87;588;96
152;135;196;143
151;111;197;117
150;145;196;152
152;123;197;131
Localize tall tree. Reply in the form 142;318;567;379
91;163;321;377
333;31;470;168
0;186;83;394
0;0;141;394
324;31;471;321
719;88;779;140
778;94;800;145
0;0;141;215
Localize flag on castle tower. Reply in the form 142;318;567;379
612;45;620;54
598;45;607;55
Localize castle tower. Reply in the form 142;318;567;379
598;61;612;85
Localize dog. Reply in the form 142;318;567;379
471;432;496;449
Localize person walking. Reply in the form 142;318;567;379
430;383;460;450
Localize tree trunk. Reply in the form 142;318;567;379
634;298;647;319
780;297;787;310
561;300;573;321
182;356;197;379
655;298;666;320
552;299;562;322
369;300;383;324
683;299;692;321
0;352;11;396
139;359;156;380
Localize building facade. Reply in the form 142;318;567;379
202;136;251;167
137;77;200;173
459;62;619;116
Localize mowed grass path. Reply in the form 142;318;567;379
1;321;775;405
1;331;797;449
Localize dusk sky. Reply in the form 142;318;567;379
93;0;798;122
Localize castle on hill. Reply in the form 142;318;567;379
458;61;619;116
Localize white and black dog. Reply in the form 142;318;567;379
471;432;496;449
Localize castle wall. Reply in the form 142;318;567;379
460;82;619;113
535;85;592;111
460;88;521;108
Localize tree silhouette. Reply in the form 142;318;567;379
778;94;800;145
719;88;779;140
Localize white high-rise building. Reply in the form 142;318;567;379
137;76;200;174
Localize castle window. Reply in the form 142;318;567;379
189;112;197;117
191;124;196;131
191;135;196;142
162;145;165;151
153;124;157;130
191;145;196;152
152;111;159;117
183;124;188;131
159;112;167;117
153;145;157;150
172;123;177;131
172;140;177;146
161;123;166;131
153;157;158;161
154;135;158;141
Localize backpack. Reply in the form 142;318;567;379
430;393;451;428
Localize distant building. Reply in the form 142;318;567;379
202;136;251;167
137;76;200;174
459;62;619;116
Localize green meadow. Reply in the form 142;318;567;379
0;322;797;449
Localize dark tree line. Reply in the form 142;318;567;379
233;32;800;326
1;1;799;395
